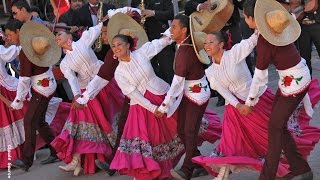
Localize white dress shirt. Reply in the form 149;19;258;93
60;23;103;96
115;37;173;113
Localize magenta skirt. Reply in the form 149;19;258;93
193;79;320;177
110;91;185;180
51;79;124;174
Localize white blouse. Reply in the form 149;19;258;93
115;37;172;113
205;33;266;107
0;45;21;91
60;23;103;96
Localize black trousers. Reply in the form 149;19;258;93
178;97;208;179
21;90;56;167
259;88;311;180
297;23;320;75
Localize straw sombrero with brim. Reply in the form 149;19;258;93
107;13;148;49
20;21;61;67
190;17;211;65
254;0;301;46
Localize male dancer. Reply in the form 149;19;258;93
242;0;313;179
157;14;210;180
5;20;59;171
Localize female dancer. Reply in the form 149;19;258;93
108;12;223;179
192;31;320;179
109;32;185;180
0;45;70;168
51;22;124;176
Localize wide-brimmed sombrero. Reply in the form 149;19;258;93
190;17;211;65
107;13;148;49
254;0;301;46
20;21;61;67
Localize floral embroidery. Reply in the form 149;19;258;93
189;83;208;93
63;121;114;144
118;135;184;161
288;103;303;137
282;75;303;87
37;77;54;87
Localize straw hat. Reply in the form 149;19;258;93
107;13;148;49
254;0;301;46
19;21;61;67
190;18;211;65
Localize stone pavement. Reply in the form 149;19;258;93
1;53;320;180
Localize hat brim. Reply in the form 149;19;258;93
190;18;211;65
107;13;148;49
254;0;301;46
20;21;61;67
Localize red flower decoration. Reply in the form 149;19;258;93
37;77;54;87
189;83;208;93
41;79;50;87
283;75;294;87
192;85;202;93
282;75;303;87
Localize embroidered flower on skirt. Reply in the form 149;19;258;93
63;120;113;143
37;77;54;87
119;135;184;161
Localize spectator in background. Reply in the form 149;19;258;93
11;0;44;23
59;0;84;26
131;0;175;84
30;6;41;18
73;0;115;61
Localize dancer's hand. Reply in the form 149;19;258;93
236;103;252;115
72;95;85;109
154;107;164;118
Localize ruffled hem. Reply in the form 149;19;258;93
193;155;289;177
193;80;320;177
110;91;184;179
51;130;113;174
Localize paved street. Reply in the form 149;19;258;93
1;52;320;180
